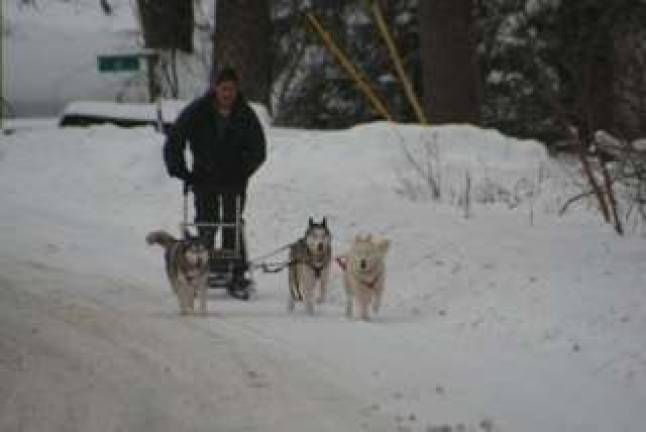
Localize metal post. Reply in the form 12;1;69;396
146;52;159;103
155;97;163;132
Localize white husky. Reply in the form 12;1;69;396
337;235;390;321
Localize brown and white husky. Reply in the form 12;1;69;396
146;230;209;315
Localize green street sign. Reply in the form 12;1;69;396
98;55;140;73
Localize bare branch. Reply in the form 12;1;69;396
559;190;595;216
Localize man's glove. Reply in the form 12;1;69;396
169;166;191;183
182;171;195;193
182;171;194;185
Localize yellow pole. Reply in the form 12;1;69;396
369;0;428;124
305;12;394;122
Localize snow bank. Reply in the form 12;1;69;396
270;121;560;212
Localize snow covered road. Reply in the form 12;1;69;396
0;256;400;432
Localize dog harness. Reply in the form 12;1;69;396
305;247;328;279
288;239;330;301
335;256;382;290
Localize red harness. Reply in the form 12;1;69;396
335;256;381;289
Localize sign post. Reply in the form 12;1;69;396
97;51;159;102
97;54;141;73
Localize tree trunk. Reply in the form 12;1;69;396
554;1;615;140
213;0;271;106
100;0;112;16
418;0;481;124
613;29;646;140
137;0;193;53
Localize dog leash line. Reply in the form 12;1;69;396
247;242;295;267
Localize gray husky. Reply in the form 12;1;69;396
146;230;209;315
287;218;332;314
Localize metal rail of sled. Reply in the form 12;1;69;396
180;187;255;291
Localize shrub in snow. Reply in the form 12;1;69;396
394;125;550;214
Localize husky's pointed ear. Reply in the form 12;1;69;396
322;217;327;228
308;217;314;227
378;239;390;254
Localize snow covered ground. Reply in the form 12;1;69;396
1;119;645;432
4;1;646;430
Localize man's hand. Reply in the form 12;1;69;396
183;171;194;184
182;174;193;195
181;171;194;195
182;171;195;190
183;181;191;195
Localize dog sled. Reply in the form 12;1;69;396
180;185;254;300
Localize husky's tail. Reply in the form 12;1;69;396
146;230;177;249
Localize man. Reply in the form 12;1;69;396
163;67;266;300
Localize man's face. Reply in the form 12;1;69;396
215;80;238;112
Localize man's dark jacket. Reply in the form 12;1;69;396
163;91;266;192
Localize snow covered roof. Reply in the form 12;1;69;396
59;100;272;130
